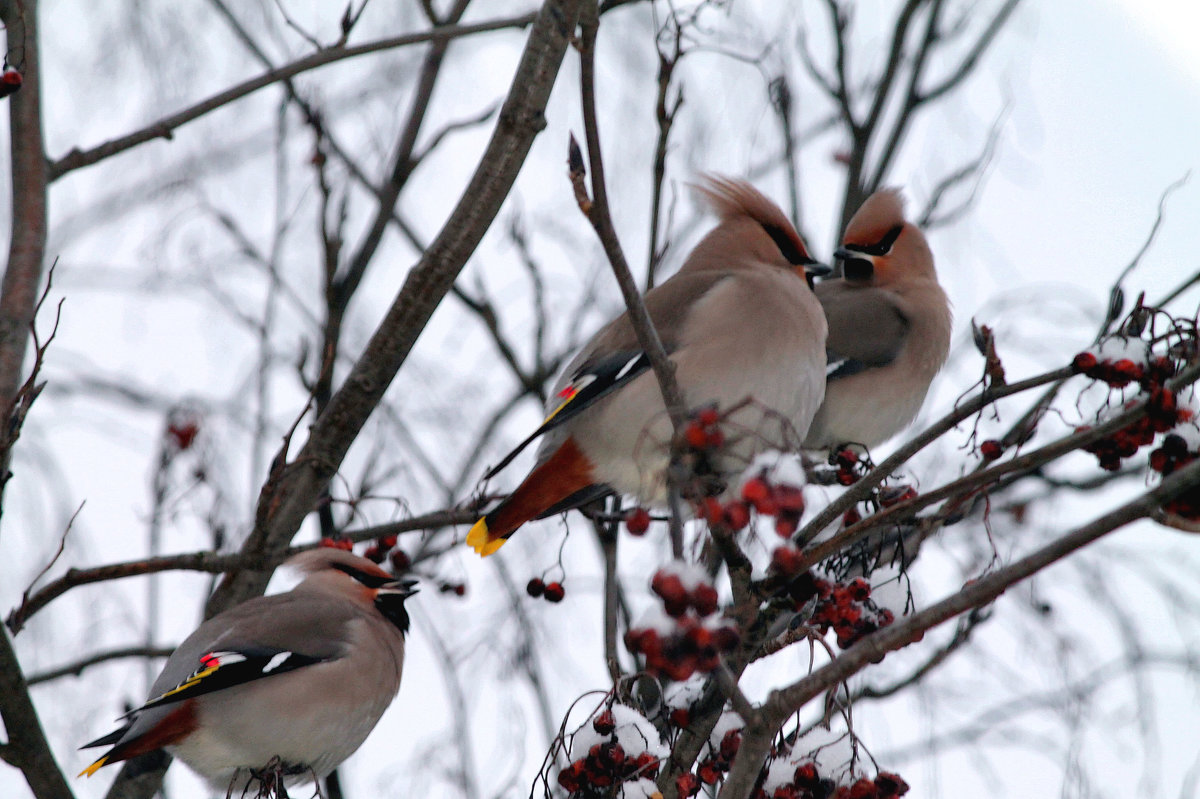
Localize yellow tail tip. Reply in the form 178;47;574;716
79;757;108;778
466;518;505;557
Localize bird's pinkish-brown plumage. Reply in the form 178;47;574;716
468;175;828;555
805;188;951;450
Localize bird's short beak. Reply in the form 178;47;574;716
378;579;419;599
834;247;875;282
803;260;833;278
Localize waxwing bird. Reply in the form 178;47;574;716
803;189;952;451
80;549;417;793
468;176;830;555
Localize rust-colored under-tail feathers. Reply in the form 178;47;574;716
467;437;596;556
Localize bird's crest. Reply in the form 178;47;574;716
843;188;906;247
693;174;811;266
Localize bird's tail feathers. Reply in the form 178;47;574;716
468;438;595;557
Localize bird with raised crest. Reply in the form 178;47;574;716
467;176;830;556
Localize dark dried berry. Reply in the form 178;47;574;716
526;578;545;597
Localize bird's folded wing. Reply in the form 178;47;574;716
131;647;330;714
484;351;650;479
820;285;910;382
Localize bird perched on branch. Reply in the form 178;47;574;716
79;549;417;794
467;176;830;555
804;189;952;452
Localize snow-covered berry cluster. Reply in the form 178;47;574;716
759;766;908;799
1071;335;1178;389
1072;336;1193;473
758;740;909;799
740;472;807;537
809;576;894;649
624;564;739;680
557;705;666;799
777;571;895;649
1151;428;1200;518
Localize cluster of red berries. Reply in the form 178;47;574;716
739;473;807;537
830;448;865;486
557;712;660;797
1073;348;1178;390
770;771;908;799
684;406;726;450
691;728;742;788
624;569;739;680
1072;351;1147;388
526;577;566;603
788;574;894;649
362;534;399;563
1149;432;1200;519
318;536;354;551
1080;386;1192;472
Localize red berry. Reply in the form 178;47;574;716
669;708;690;727
0;68;22;98
626;507;652;536
742;476;769;502
835;448;858;469
722;500;751;530
691;582;719;616
593;709;616;735
1072;351;1097;373
676;772;701;797
453;583;466;597
389;549;411;572
794;762;819;786
712;625;740;652
771;546;804;576
364;545;385;563
843;508;862;526
379;534;398;548
774;514;799;538
525;578;545;597
319;537;354;551
773;485;806;514
697;407;720;426
698;762;721;784
979;439;1003;461
685;423;708;449
167;422;199;450
700;496;724;525
837;469;857;486
874;772;909;797
543;582;565;602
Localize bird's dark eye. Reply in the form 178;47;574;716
843;257;874;282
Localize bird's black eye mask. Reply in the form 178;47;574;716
847;224;904;257
761;221;818;267
331;562;394;589
837;224;904;281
